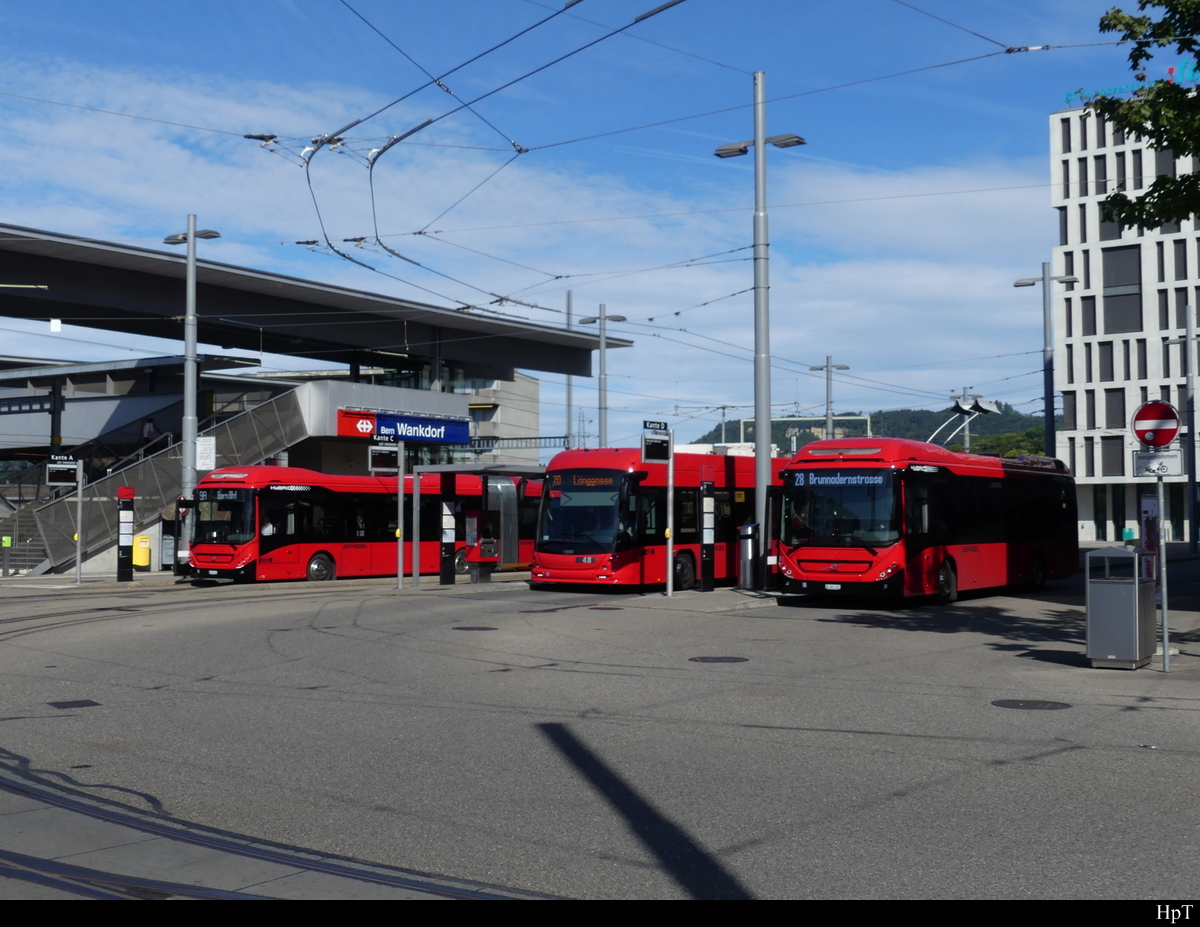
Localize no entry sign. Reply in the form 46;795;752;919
1131;400;1181;448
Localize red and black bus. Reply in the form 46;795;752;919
530;447;786;589
189;466;539;582
776;438;1078;602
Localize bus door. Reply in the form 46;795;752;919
636;485;668;584
258;493;300;572
902;471;943;596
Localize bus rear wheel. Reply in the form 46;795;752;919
935;561;957;605
307;553;335;582
454;549;468;575
673;552;696;591
1029;553;1046;592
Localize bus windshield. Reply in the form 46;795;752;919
782;468;900;549
193;487;255;545
536;469;629;554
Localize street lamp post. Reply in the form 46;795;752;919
164;216;220;568
810;356;849;439
579;307;626;448
1014;264;1078;459
715;71;804;588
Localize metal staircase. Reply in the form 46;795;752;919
8;388;306;574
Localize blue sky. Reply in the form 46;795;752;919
0;0;1167;445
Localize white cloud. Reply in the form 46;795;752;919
0;55;1061;450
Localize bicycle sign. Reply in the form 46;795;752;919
1133;449;1182;477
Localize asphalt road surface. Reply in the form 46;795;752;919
0;571;1196;900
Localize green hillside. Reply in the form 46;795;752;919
691;403;1056;459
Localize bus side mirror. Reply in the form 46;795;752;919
629;471;649;482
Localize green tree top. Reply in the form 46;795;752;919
1089;1;1200;228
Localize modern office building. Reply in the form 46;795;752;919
1051;106;1197;542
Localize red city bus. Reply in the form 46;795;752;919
530;448;786;589
776;438;1078;602
189;466;540;582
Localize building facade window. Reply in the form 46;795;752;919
1105;388;1125;427
1100;437;1125;477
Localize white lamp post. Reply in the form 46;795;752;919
715;71;805;588
810;356;849;439
579;307;627;448
164;217;220;567
1014;264;1077;458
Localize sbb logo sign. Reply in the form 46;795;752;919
337;409;377;438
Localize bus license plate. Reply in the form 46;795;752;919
825;583;841;591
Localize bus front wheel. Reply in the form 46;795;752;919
307;553;335;582
935;561;957;605
673;552;696;591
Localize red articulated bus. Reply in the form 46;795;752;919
189;466;540;582
776;438;1078;602
530;447;786;589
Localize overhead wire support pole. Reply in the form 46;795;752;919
566;290;574;450
752;71;771;589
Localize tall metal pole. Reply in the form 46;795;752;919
598;304;608;448
1187;302;1197;553
824;356;835;440
566;290;574;450
180;214;199;567
1041;262;1056;459
1158;472;1170;673
396;447;405;590
74;458;84;586
666;428;675;597
752;71;771;589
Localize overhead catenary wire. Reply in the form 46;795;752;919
336;0;526;151
889;0;1011;50
521;0;751;75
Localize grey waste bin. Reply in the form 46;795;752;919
1085;547;1157;670
737;523;758;590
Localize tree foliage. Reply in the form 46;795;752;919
1089;1;1200;228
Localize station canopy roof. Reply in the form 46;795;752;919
0;224;629;378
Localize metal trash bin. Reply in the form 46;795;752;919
1085;547;1156;670
737;523;758;590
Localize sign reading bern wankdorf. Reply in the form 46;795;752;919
378;413;468;445
337;408;469;445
